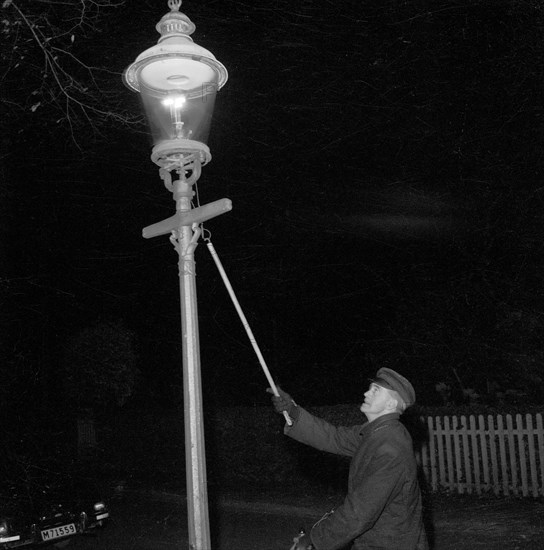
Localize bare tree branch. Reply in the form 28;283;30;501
2;0;143;142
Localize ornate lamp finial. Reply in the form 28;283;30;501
156;0;195;39
168;0;182;12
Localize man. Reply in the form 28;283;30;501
269;368;428;550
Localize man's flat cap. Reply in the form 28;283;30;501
374;368;416;407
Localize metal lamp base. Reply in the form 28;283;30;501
151;139;211;170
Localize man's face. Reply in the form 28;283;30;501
360;383;394;420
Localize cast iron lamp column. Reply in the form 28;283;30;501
123;2;229;548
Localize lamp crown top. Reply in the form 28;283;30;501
156;0;196;39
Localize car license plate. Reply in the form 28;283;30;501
41;523;77;541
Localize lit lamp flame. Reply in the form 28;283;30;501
162;94;187;139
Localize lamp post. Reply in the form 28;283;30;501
123;1;229;548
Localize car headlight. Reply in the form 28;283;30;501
93;502;106;512
0;519;20;543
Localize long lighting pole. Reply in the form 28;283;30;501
123;2;229;548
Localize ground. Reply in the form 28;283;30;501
73;482;544;549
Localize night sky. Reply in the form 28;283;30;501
3;0;543;411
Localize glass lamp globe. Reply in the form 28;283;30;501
123;0;228;165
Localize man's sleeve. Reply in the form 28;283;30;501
285;407;362;456
310;444;403;550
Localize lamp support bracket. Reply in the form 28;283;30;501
143;156;232;239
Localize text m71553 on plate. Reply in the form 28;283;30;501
41;523;77;541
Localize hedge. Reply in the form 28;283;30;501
105;403;544;489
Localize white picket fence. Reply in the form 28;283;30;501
416;414;544;497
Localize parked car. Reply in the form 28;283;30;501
0;454;110;548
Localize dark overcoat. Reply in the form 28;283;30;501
285;409;428;550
